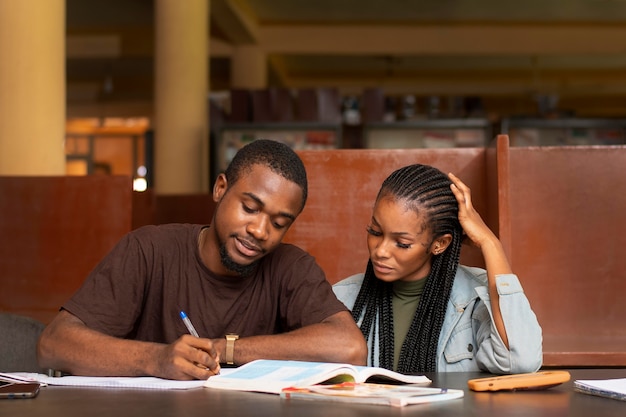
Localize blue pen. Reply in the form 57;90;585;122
179;311;200;337
179;311;220;374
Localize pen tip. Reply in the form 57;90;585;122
179;311;186;319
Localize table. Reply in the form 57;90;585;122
2;368;624;416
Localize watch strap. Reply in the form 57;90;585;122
225;334;239;365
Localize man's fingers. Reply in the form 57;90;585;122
178;335;221;376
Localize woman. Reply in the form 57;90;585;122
333;164;542;374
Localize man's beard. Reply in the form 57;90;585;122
219;241;259;277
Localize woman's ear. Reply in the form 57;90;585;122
430;234;453;255
213;173;228;203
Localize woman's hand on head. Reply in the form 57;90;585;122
448;173;497;249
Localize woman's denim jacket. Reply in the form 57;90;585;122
333;265;543;374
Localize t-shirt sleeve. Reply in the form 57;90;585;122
274;245;348;330
62;230;149;338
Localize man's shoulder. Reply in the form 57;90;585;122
115;224;204;258
259;243;324;281
131;223;202;240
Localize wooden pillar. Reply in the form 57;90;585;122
0;0;65;175
154;0;209;194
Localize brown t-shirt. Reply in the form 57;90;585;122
63;224;346;343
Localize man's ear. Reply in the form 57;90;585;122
430;234;453;255
213;173;228;203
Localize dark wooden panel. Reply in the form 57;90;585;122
132;189;155;229
229;89;252;122
287;148;488;284
154;194;215;225
506;144;626;366
251;89;272;123
361;88;385;123
270;88;294;122
0;176;132;324
295;89;319;122
295;88;342;124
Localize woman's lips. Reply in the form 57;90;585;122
372;261;393;275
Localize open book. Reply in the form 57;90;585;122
203;359;430;394
281;382;463;407
574;378;626;402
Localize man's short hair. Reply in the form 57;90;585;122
224;139;308;212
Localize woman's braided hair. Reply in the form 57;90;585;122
351;164;463;373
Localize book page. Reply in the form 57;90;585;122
353;366;431;384
282;383;463;407
2;372;205;390
204;360;358;394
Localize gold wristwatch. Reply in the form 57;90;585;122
225;333;239;365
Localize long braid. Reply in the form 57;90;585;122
351;261;393;367
378;272;394;370
351;164;462;373
397;229;461;372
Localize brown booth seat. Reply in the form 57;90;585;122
2;136;624;367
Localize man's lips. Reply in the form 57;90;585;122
234;236;262;257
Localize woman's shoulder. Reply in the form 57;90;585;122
332;273;365;310
456;265;488;285
333;273;365;288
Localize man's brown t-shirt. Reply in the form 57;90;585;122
63;224;346;342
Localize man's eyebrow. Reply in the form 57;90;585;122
243;192;297;221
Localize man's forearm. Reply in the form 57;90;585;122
37;310;162;377
221;311;367;366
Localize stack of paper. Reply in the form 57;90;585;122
0;372;205;390
573;378;626;401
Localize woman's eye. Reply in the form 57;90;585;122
396;242;412;249
366;226;381;236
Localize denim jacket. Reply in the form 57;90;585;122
333;265;543;374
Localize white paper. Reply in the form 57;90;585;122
575;378;626;396
2;372;206;390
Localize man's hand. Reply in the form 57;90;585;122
37;310;222;380
155;335;221;380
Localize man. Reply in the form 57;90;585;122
38;139;367;380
